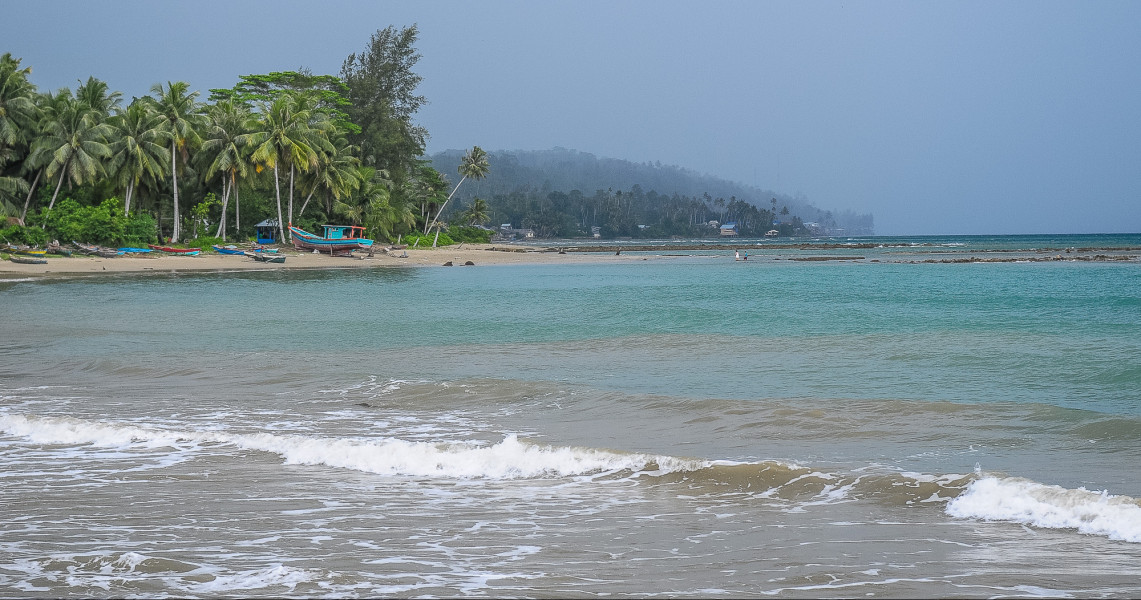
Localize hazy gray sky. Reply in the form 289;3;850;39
5;0;1139;234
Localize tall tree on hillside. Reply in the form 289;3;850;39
424;146;489;243
151;81;202;243
107;100;168;215
340;25;427;181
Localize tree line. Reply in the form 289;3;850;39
431;148;875;238
0;25;475;248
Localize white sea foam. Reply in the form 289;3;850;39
946;476;1141;543
1;412;706;480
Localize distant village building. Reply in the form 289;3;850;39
720;222;739;236
495;224;535;240
591;226;601;238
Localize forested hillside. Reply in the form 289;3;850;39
429;147;874;238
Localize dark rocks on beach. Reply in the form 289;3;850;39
443;261;453;266
464;261;475;266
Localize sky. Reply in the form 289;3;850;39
4;0;1140;235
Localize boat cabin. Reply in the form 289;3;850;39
320;225;367;240
255;219;279;244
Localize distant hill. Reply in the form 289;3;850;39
428;147;874;235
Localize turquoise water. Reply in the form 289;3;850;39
2;234;1140;597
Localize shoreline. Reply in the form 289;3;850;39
2;242;1138;281
0;244;664;279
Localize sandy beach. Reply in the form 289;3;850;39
0;244;659;278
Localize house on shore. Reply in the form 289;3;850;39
720;222;739;236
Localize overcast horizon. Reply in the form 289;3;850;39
4;0;1139;235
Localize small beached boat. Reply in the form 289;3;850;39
288;223;373;254
246;251;286;263
118;247;153;254
8;255;47;264
212;245;246;255
149;244;201;256
13;248;47;257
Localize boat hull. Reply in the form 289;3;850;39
289;226;373;253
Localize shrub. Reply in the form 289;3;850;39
448;226;492;244
403;232;455;247
0;224;48;246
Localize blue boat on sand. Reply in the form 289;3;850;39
212;245;245;255
288;223;373;254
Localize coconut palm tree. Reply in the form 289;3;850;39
38;91;112;216
0;53;39;165
151;81;202;243
75;76;121;124
298;132;361;220
244;92;326;241
461;197;489;226
107;100;168;216
200;99;254;239
424;145;489;246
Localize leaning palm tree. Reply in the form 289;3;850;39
424;145;489;246
298;133;362;220
151;81;202;243
107;100;168;215
39;91;112;215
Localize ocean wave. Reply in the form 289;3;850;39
946;476;1141;543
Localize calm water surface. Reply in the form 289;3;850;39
2;234;1140;597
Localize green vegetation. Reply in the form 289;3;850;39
0;26;460;248
1;25;872;249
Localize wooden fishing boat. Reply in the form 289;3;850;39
13;248;47;256
72;241;101;255
149;244;201;256
212;245;246;255
246;251;286;263
118;247;153;254
8;255;47;264
288;223;373;254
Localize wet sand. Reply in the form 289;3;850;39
0;244;662;279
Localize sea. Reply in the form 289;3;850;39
2;233;1139;598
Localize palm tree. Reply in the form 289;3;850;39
75;76;121;123
38;91;112;216
107;100;168;216
424;145;489;246
151;81;202;243
462;197;490;226
298;132;361;220
0;53;39;165
200;99;253;239
244;92;326;241
0;53;38;224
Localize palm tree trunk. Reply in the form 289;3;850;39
298;188;316;220
424;175;467;234
273;164;285;243
47;165;67;212
234;173;240;233
20;168;42;224
214;178;231;239
124;180;134;216
287;164;295;241
170;142;181;243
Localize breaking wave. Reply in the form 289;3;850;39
4;412;1140;543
